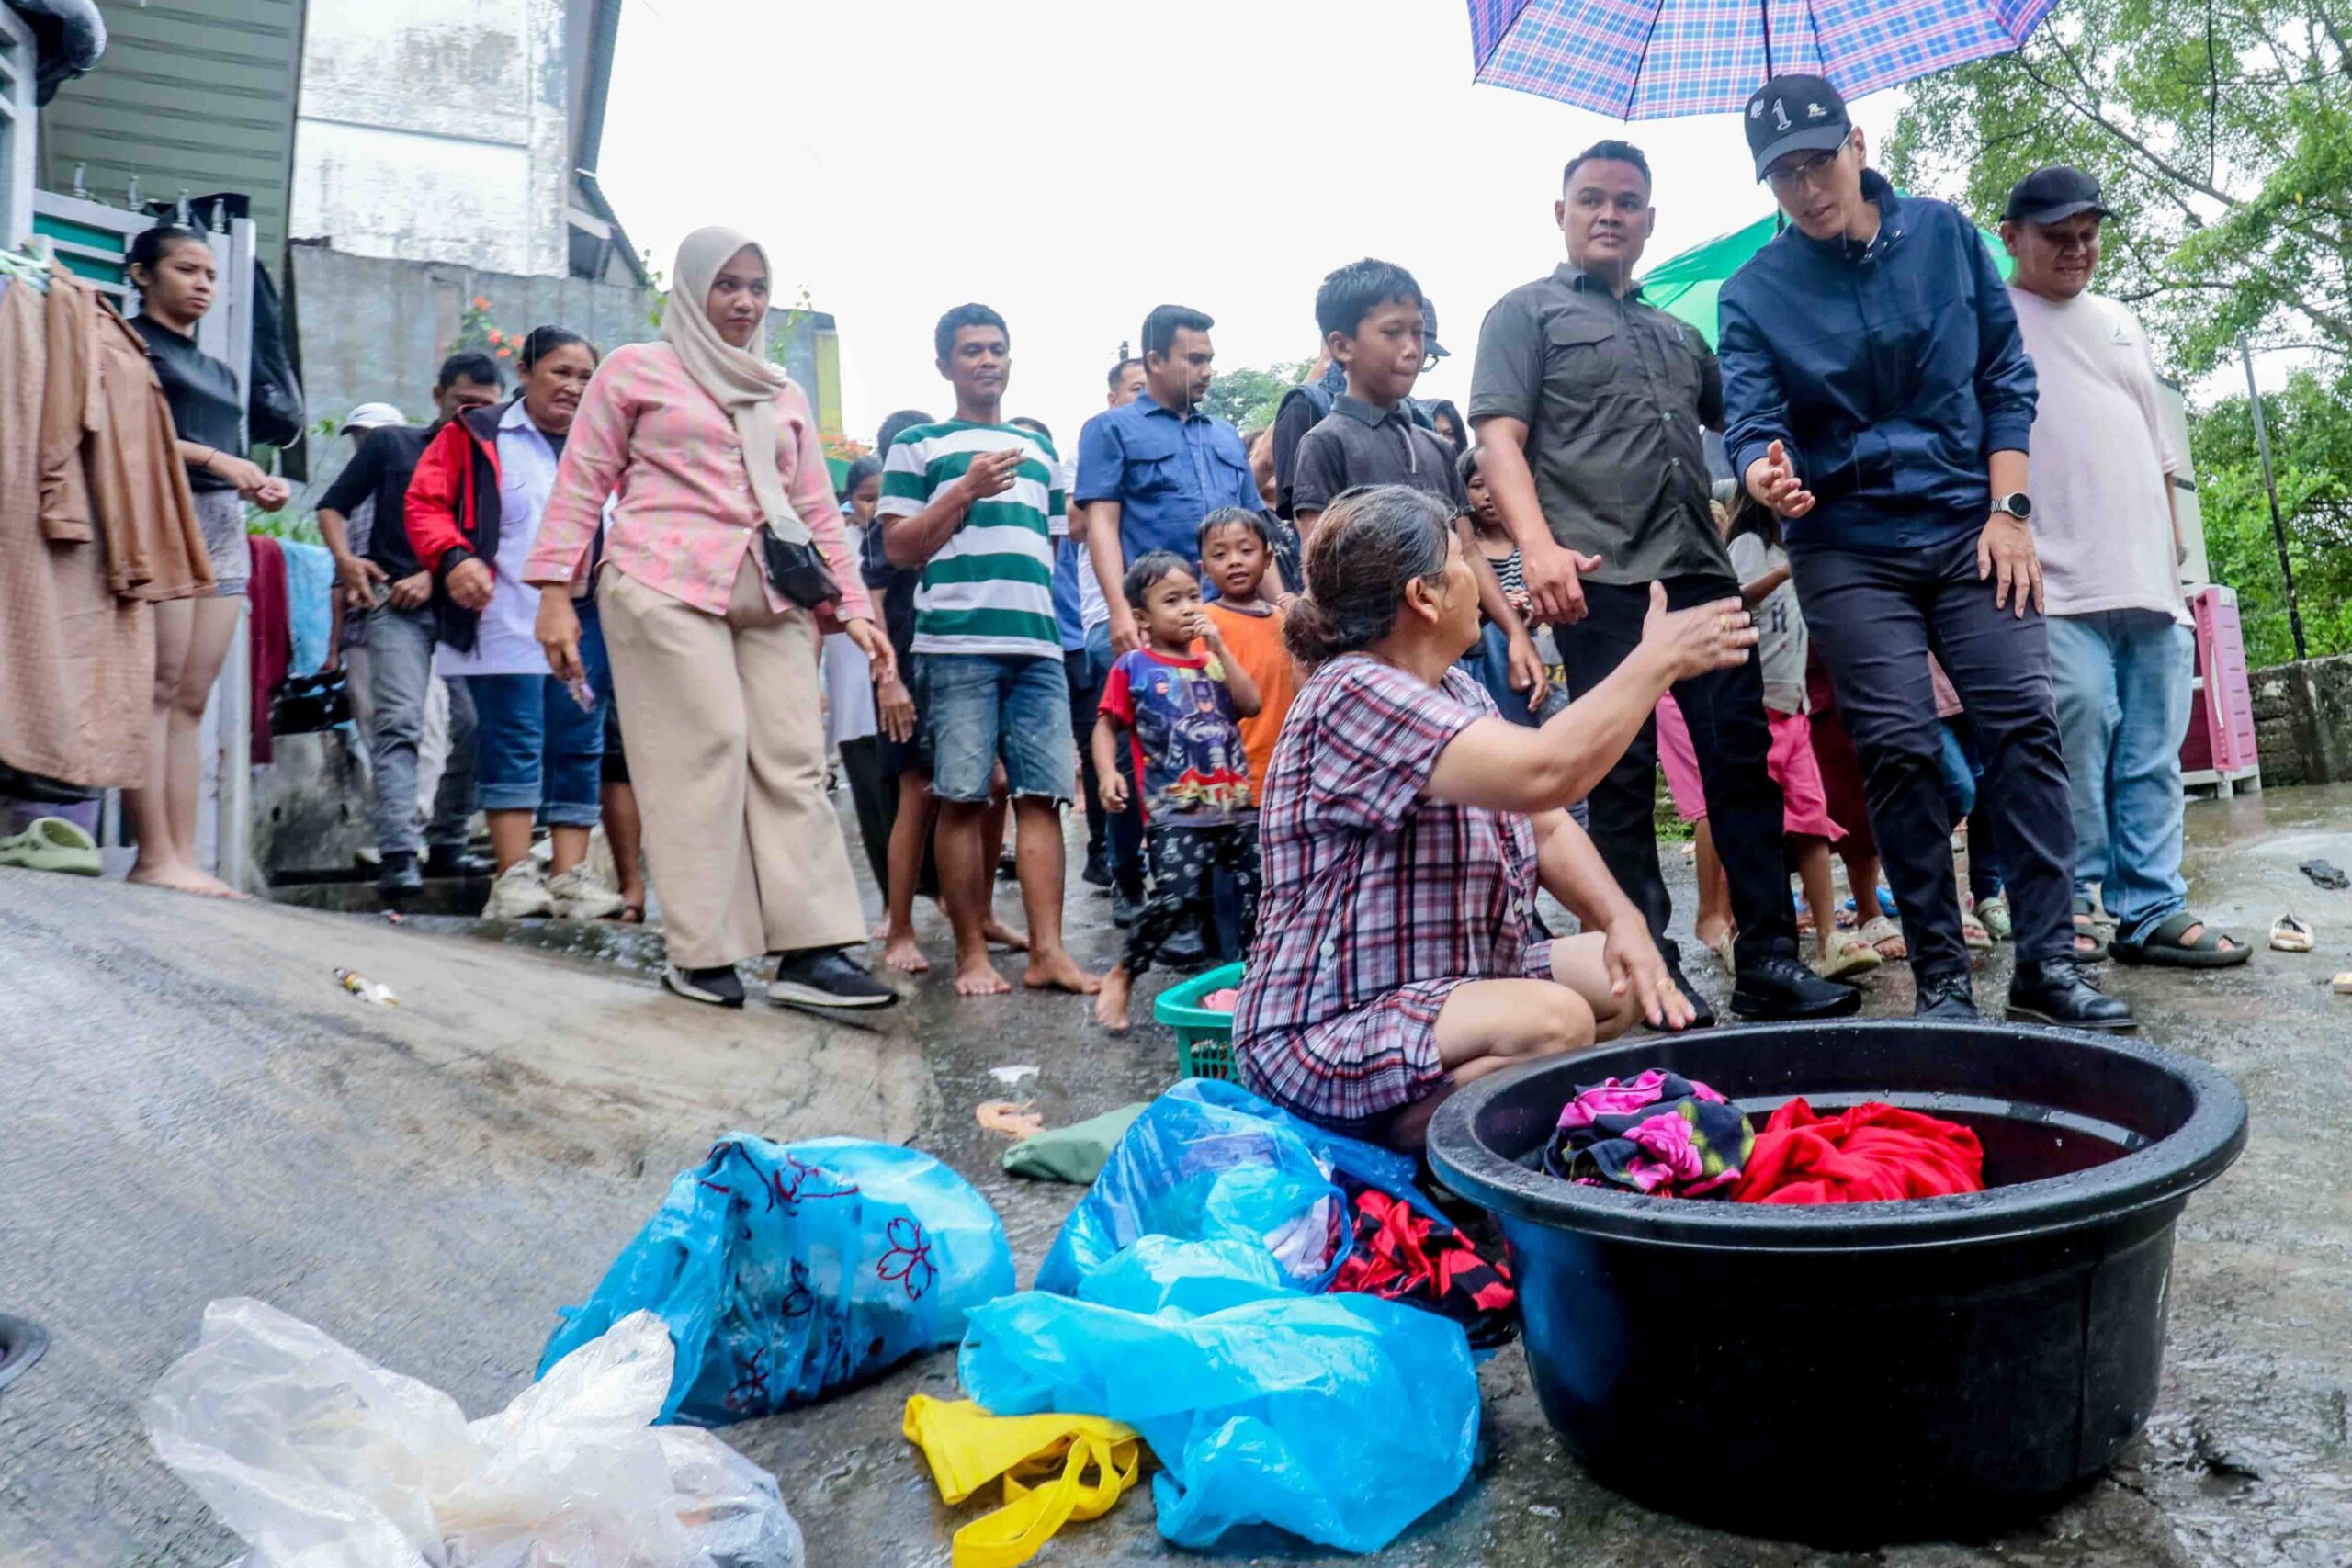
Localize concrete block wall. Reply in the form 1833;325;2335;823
2248;653;2352;787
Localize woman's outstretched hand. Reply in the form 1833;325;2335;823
1640;584;1758;680
844;615;897;690
534;591;583;684
1603;909;1697;1030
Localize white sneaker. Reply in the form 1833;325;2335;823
548;863;625;921
481;859;555;919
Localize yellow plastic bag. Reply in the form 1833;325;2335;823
902;1393;1145;1568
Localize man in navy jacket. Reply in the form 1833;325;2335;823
1719;74;2132;1031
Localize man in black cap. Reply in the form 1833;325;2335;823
2000;167;2250;972
1719;78;2134;1030
1470;137;1858;1025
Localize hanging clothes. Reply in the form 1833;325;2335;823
1733;1099;1986;1205
0;276;153;789
244;536;290;765
1543;1070;1755;1198
40;265;213;601
277;539;336;676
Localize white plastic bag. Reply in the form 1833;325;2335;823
145;1299;803;1568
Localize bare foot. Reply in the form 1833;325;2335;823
1024;948;1102;995
189;870;254;901
983;918;1031;953
129;860;227;897
1093;964;1133;1032
882;930;932;974
955;952;1012;997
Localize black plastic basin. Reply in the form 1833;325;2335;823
1426;1021;2247;1542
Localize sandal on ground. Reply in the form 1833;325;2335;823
2111;909;2253;968
1703;930;1736;976
615;902;646;925
0;817;101;877
2270;915;2314;953
1977;893;2013;942
2072;895;2112;961
1814;937;1883;982
1962;912;1993;951
1859;914;1906;962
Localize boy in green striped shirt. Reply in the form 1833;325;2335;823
877;304;1098;999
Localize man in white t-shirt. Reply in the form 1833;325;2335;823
2001;166;2249;968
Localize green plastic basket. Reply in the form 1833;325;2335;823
1153;962;1246;1081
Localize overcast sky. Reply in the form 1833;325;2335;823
595;0;1909;447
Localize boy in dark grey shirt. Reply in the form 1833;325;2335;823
1291;259;1542;712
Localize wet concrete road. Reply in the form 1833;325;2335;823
5;786;2350;1566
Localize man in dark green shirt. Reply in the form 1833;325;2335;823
1470;138;1854;1026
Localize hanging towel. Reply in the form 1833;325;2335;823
277;539;335;675
244;536;290;764
902;1394;1144;1568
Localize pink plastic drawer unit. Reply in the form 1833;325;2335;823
2190;586;2259;774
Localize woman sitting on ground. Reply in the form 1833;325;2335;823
1231;484;1758;1152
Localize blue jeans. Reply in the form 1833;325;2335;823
914;651;1076;805
466;604;610;827
2048;610;2194;937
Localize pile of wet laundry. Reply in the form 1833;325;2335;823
1542;1069;1985;1204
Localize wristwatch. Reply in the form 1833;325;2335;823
1991;491;2033;521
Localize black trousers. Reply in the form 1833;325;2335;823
1792;532;2075;978
1125;823;1261;979
1064;649;1106;863
1557;575;1799;968
837;735;894;894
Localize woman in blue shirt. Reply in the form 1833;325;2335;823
1718;74;2131;1033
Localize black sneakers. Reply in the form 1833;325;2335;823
1730;953;1864;1021
1111;886;1145;929
663;963;746;1009
424;843;493;878
769;947;898;1010
377;851;423;902
2007;959;2136;1032
1915;973;1978;1020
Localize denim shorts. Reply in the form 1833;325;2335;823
467;604;610;825
915;651;1075;805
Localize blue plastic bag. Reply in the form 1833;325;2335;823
540;1135;1013;1426
960;1256;1479;1553
1034;1079;1424;1297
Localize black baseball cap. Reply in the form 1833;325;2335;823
2004;165;2109;224
1744;74;1851;181
1421;297;1450;360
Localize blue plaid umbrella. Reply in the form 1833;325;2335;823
1466;0;2057;119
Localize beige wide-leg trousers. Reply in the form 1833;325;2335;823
599;558;864;969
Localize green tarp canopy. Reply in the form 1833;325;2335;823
1640;211;2016;350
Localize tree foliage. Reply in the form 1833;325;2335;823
1884;0;2352;373
2188;369;2352;661
1199;359;1317;432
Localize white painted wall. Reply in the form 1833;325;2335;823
290;0;572;278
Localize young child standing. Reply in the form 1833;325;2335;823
1092;551;1263;1032
1199;508;1296;795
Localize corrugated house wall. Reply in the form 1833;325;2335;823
36;0;305;261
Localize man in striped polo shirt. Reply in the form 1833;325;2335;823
879;304;1100;999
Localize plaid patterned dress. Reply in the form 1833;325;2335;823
1234;656;1546;1130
